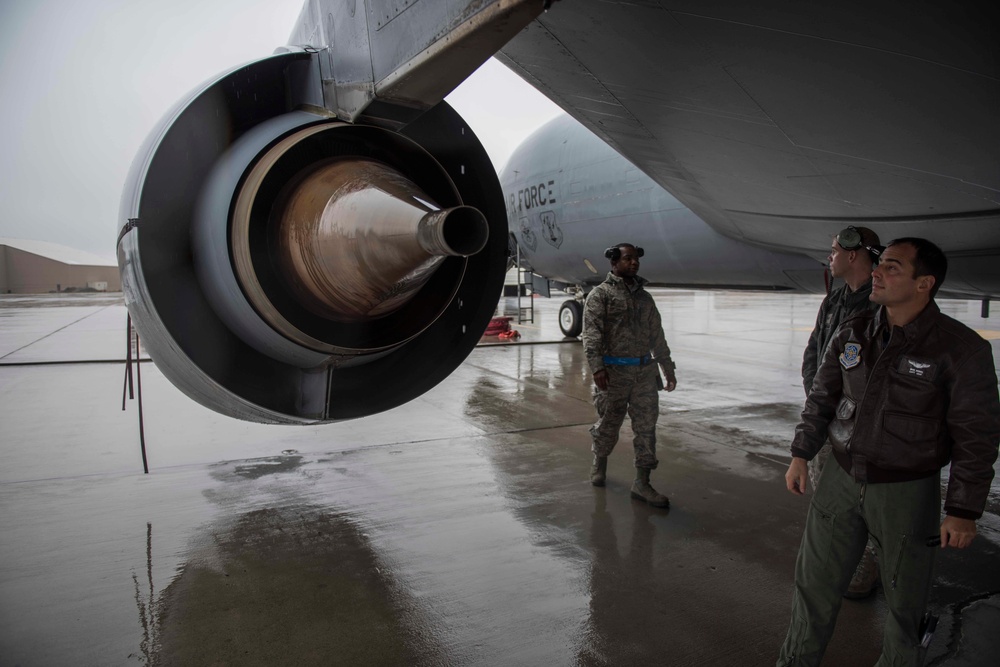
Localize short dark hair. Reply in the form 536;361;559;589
886;237;947;298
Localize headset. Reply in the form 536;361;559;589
836;226;883;257
604;244;645;262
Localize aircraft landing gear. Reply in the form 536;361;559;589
559;300;584;337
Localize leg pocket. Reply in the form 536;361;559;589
877;533;936;665
801;484;870;594
803;502;836;565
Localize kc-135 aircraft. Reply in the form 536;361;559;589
500;113;829;337
117;0;999;424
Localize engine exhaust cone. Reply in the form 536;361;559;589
275;159;488;322
215;119;489;361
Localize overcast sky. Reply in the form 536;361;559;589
0;0;561;260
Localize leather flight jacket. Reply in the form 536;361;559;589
792;302;1000;519
801;280;877;393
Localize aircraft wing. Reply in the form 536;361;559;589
495;0;1000;296
288;0;543;122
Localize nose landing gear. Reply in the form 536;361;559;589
559;300;584;337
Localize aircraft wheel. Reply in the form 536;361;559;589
559;300;584;337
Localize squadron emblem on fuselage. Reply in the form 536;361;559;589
540;211;563;249
519;217;537;251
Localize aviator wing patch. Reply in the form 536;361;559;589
898;356;938;380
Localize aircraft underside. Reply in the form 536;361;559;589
117;0;999;423
497;0;1000;297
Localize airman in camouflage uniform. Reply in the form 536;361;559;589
582;243;677;508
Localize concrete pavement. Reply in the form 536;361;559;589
1;290;998;666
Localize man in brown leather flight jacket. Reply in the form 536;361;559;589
801;225;883;599
776;238;1000;666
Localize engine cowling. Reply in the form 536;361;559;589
118;53;506;424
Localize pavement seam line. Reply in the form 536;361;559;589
0;304;115;361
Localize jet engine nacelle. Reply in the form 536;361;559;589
118;53;506;423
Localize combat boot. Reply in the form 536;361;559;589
844;544;879;599
630;468;669;508
590;456;608;487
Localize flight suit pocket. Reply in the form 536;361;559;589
806;502;836;563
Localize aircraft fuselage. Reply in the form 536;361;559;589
501;115;826;294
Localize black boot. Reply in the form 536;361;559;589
630;468;669;508
590;456;608;487
844;544;879;599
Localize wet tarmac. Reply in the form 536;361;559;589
1;290;998;666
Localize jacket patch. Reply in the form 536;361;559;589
839;342;862;369
898;356;937;380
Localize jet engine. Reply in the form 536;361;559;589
118;53;507;423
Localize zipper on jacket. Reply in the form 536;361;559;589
860;325;890;401
853;323;892;463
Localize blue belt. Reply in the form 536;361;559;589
603;354;652;366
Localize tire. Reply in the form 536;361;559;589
559;300;583;337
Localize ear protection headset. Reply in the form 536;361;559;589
604;245;645;262
836;226;883;257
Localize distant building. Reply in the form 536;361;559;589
0;238;120;294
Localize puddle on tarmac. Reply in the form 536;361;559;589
230;455;305;480
150;506;444;666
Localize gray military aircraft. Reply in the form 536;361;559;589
501;113;829;336
117;0;999;424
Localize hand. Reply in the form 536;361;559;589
664;372;677;392
940;516;977;549
594;369;609;391
785;457;808;496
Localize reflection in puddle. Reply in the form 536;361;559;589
131;522;160;666
150;507;443;666
579;495;658;664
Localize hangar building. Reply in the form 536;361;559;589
0;238;120;294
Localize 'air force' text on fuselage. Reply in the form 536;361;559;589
509;181;557;214
499;114;826;291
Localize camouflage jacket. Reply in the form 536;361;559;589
582;273;674;376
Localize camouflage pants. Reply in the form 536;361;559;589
807;443;831;493
590;364;660;469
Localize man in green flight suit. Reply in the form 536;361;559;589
777;238;1000;665
802;225;883;599
582;243;677;508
